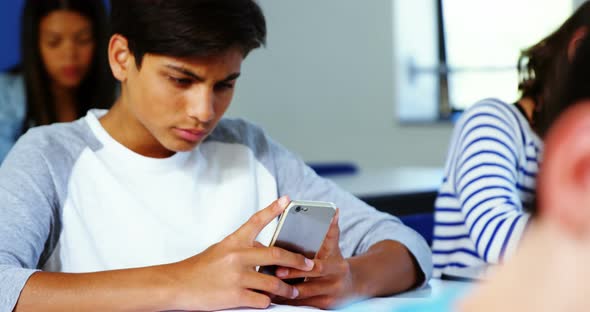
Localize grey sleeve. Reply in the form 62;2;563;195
0;131;58;311
268;138;433;283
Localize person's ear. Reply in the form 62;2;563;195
539;100;590;237
108;34;133;82
568;27;587;61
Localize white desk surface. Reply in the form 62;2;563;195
327;167;444;198
229;279;467;311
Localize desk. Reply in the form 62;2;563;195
327;167;444;244
327;167;443;198
230;279;468;311
327;167;444;216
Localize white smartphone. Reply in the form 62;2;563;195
259;200;337;284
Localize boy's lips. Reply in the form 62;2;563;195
173;128;208;142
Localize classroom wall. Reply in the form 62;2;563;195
230;0;582;169
0;1;582;169
228;0;453;169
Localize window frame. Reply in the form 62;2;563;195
396;0;579;123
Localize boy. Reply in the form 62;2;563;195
0;1;431;311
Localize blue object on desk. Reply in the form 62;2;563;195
390;286;467;312
307;162;358;176
341;282;468;312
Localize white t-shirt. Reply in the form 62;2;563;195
0;109;432;310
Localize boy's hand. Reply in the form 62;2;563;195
274;209;358;309
166;196;315;311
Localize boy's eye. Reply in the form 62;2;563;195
215;82;235;91
169;76;193;87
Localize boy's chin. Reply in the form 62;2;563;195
166;141;201;153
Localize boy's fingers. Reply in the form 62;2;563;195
280;295;338;310
243;272;299;299
291;279;334;299
233;196;290;242
317;209;341;259
237;289;272;309
245;247;314;271
275;258;344;279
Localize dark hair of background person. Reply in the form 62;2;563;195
517;0;590;138
110;0;267;69
17;0;115;130
529;32;590;215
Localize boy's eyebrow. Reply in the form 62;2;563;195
223;72;241;82
165;65;241;82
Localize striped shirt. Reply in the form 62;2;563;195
432;99;542;277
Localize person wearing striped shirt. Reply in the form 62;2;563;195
432;1;590;277
344;24;590;311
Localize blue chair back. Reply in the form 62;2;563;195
400;213;434;246
307;162;358;176
362;191;436;246
0;0;25;71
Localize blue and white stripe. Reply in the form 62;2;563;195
432;99;541;277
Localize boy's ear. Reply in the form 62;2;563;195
539;101;590;237
568;27;587;61
108;34;133;82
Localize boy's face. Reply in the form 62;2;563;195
109;40;243;158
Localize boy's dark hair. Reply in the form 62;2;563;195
20;0;115;129
110;0;267;68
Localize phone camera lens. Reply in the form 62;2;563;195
295;206;301;212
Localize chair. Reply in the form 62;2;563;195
0;0;24;71
307;162;359;176
360;191;436;246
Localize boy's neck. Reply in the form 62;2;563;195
100;97;176;159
